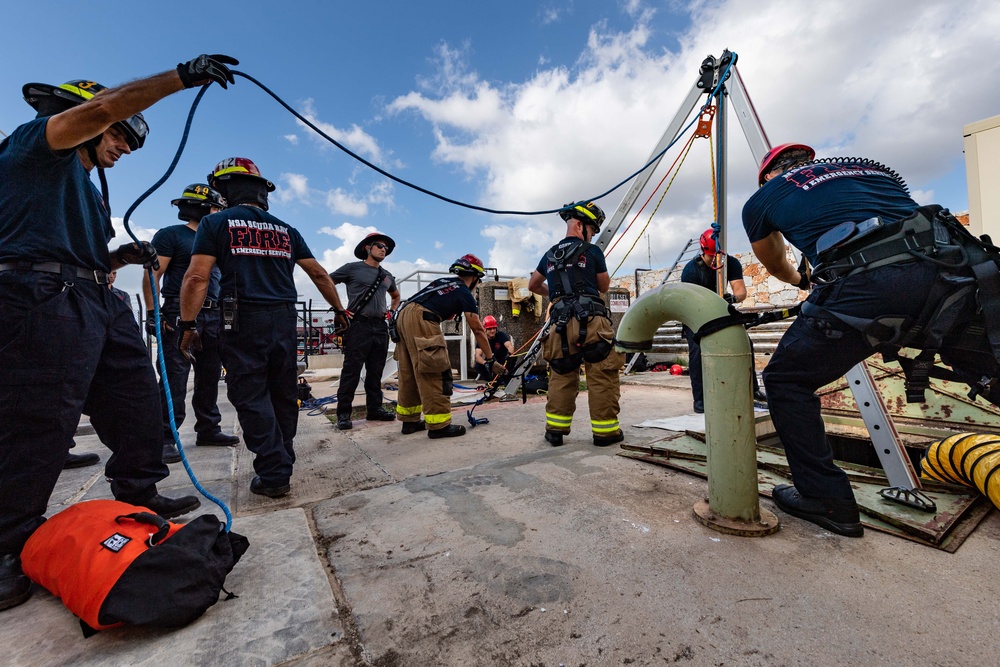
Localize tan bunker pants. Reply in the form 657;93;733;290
541;313;624;437
394;304;454;430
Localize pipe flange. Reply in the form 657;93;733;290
693;499;781;537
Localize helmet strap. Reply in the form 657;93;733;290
83;140;111;216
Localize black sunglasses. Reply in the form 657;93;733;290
372;242;389;250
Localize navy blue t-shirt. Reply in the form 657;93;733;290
0;118;114;269
412;276;478;319
681;254;743;292
151;223;221;300
192;205;314;303
534;237;608;298
742;161;918;265
476;330;512;364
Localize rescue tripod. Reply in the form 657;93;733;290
539;50;936;511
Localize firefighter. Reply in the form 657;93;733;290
144;184;240;464
394;254;493;438
473;315;515;381
0;54;237;612
743;143;1000;537
178;158;348;499
528;202;625;447
680;228;764;413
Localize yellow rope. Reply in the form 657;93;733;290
610;136;698;278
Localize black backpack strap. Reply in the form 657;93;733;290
346;267;386;316
115;512;171;546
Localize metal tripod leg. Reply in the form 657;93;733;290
844;362;936;512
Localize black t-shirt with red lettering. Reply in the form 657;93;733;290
192;204;314;303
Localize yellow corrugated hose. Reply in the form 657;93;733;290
920;433;1000;509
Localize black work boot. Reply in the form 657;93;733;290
366;408;396;421
593;430;625;447
428;424;466;439
0;554;32;613
336;415;352;430
544;431;564;447
250;476;291;498
401;421;426;434
64;452;100;469
771;484;864;537
196;431;240;446
140;494;201;520
162;442;182;464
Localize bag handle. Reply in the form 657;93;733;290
115;512;171;546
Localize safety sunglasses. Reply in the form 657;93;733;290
372;242;389;250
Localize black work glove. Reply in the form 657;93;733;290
723;293;736;305
176;54;239;89
116;241;159;270
177;320;202;363
145;310;175;336
795;255;811;290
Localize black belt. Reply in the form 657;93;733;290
353;315;386;323
0;260;111;285
164;297;219;310
239;301;295;313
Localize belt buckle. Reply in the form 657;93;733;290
93;270;109;285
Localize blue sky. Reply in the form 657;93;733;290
3;1;998;304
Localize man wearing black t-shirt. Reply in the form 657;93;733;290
178;158;347;499
0;55;237;612
744;143;999;537
144;184;240;464
394;254;493;438
473;316;514;381
680;228;762;413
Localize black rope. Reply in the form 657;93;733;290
231;59;734;217
692;304;801;344
121;85;209;240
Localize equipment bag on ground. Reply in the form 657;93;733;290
21;499;249;635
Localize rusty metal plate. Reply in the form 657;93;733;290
620;433;991;551
819;356;1000;430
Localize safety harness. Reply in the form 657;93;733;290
804;205;1000;403
545;239;612;373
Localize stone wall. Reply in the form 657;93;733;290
611;248;808;308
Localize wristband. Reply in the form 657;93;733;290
177;319;198;331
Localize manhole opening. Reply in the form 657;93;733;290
827;433;926;470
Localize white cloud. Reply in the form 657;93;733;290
273;172;394;218
434;240;444;249
284;134;299;145
297;99;388;164
383;0;1000;275
275;172;311;205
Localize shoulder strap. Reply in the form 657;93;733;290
546;240;588;298
346;266;386;315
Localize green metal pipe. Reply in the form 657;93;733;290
616;282;761;522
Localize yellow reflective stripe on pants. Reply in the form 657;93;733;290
591;418;620;434
546;412;572;429
396;404;423;416
425;412;451;425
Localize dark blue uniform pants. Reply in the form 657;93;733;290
336;317;389;417
0;271;168;555
683;325;759;410
220;303;298;486
157;303;224;442
763;261;999;500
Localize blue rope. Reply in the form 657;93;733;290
121;85;234;531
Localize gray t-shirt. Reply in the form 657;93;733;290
330;261;397;317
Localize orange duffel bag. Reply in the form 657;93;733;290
21;499;249;635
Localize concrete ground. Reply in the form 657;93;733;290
3;370;998;666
